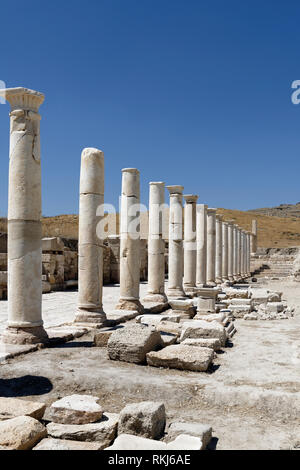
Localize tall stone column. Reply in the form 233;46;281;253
222;222;229;283
115;169;143;314
196;204;207;288
227;221;234;282
233;225;238;281
206;208;217;287
250;219;257;254
75;148;107;325
183;195;198;294
237;228;241;280
167;185;185;299
247;232;251;276
215;215;223;284
0;87;48;344
143;182;167;304
240;230;245;278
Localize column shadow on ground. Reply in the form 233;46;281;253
0;375;53;397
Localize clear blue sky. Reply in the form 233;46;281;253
1;0;300;216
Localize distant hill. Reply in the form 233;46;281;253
248;203;300;218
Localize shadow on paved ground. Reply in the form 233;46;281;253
0;375;53;397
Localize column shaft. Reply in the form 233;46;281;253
206;209;217;287
196;204;207;288
183;195;198;294
215;215;223;284
222;222;229;282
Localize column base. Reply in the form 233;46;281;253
115;299;144;315
1;326;49;345
215;277;223;285
74;308;107;325
167;287;186;300
206;281;217;287
143;293;168;304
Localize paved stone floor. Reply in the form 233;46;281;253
0;279;299;449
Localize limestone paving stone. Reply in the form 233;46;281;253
166;434;203;450
167;422;212;449
118;401;166;439
180;320;227;347
181;338;222;351
0;397;46;421
33;438;103;450
48;394;103;425
0;415;47;450
147;344;214;372
105;433;167;450
47;412;119;448
108;323;163;364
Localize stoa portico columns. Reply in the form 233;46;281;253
227;221;234;283
250;219;258;254
206;208;217;287
115;169;143;315
240;230;246;279
196;204;207;288
233;225;239;281
222;222;229;283
215;215;223;284
0;87;48;344
143;182;167;304
167;185;185;299
247;231;251;276
75;148;107;325
183;195;198;294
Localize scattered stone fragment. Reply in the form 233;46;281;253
180;320;227;347
160;332;177;346
48;394;103;425
0;416;47;450
0;397;46;421
105;433;167;450
167;434;203;450
155;321;182;336
33;438;103;450
47;413;119;448
136;313;181;325
108;323;162;364
167;422;212;449
181;338;221;351
119;401;166;439
93;327;123;347
147;344;214;372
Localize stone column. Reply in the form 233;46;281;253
75;148;107;325
222;222;229;283
166;185;185;299
143;182;167;304
240;231;245;279
215;215;223;284
227;221;234;283
196;204;207;288
183;195;198;294
250;219;257;254
206;208;217;287
115;169;143;314
233;225;238;281
237;228;241;280
247;232;251;276
0;87;48;344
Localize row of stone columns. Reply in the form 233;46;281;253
0;87;256;345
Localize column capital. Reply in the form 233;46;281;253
166;185;184;195
0;87;44;112
122;168;140;174
207;208;217;214
149;181;165;186
183;194;198;203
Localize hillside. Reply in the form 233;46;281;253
2;207;300;248
248;202;300;218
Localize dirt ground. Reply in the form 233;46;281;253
0;279;299;450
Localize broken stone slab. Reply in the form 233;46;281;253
168;299;195;319
93;326;124;347
105;433;167;450
227;305;251;318
166;434;203;450
181;338;221;351
160;332;177;346
179;320;227;347
0;397;46;421
195;297;216;316
46;326;88;344
223;287;249;299
167;422;212;449
118;401;166;439
142;302;169;314
147;344;214;372
229;298;253;306
108;323;162;364
263;302;284;313
33;438;104;450
244;313;258;320
193;312;226;323
0;343;39;364
47;412;118;448
106;310;139;324
48;394;103;425
0;416;47;450
136;313;181;325
155;321;182;337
